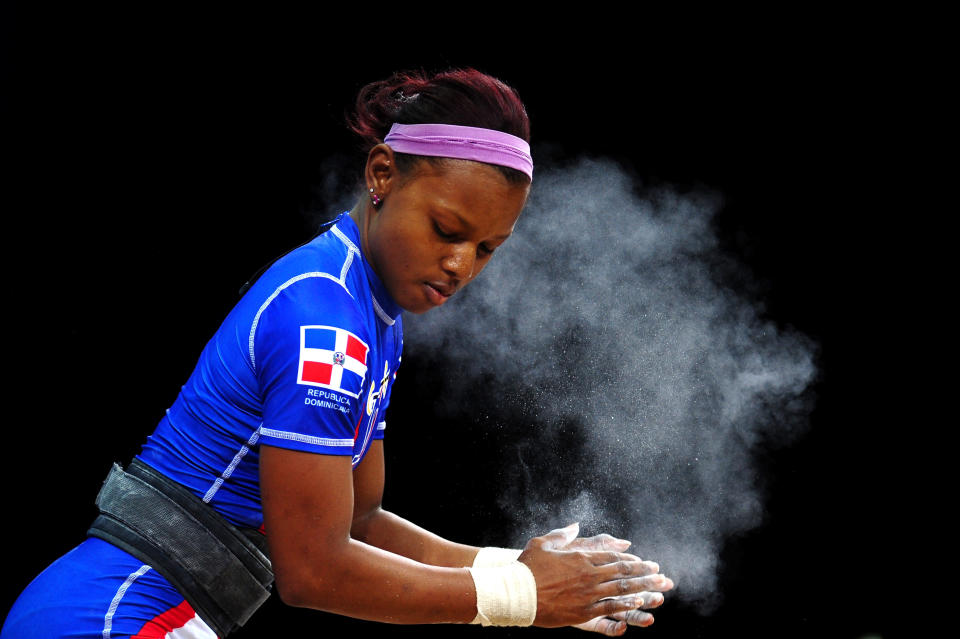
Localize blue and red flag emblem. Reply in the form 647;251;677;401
297;325;369;398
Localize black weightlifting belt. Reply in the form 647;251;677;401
87;459;273;637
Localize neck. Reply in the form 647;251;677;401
349;199;375;271
349;198;367;240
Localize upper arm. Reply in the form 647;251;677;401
254;277;369;456
260;443;478;621
351;440;385;538
259;444;355;600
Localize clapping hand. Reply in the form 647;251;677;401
529;523;673;636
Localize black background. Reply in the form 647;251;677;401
3;6;913;639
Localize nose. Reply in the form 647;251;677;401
441;243;476;282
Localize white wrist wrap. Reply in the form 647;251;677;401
472;546;523;568
467;562;537;627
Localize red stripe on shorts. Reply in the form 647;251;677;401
131;599;198;638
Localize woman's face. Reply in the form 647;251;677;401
363;159;530;314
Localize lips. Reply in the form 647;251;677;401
424;281;455;306
427;281;455;297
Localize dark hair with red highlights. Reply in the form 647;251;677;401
348;68;531;184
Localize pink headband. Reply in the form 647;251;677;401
383;123;533;180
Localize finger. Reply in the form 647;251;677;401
573;616;628;636
594;558;660;579
596;574;674;599
588;594;651;619
607;592;664;610
590;593;663;628
582;551;644;566
539;522;580;549
636;591;664;609
611;609;655;627
596;591;664;608
563;534;631;552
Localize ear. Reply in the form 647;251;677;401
364;143;397;201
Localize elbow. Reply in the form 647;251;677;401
273;568;313;608
350;506;384;544
271;548;349;610
277;589;313;609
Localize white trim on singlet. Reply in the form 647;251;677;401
339;248;355;283
334;223;397;326
248;271;350;371
203;427;263;504
259;427;354;447
103;564;152;639
331;224;361;255
248;222;396;370
371;296;396;326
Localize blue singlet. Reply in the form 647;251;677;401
3;212;404;638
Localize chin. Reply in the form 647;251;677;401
406;306;433;315
394;295;432;315
408;297;440;314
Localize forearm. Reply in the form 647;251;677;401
278;533;478;624
351;507;479;568
262;443;669;630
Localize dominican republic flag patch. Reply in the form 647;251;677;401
297;325;369;398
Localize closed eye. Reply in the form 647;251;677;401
433;221;455;240
435;219;500;256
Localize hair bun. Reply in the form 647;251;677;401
348;68;529;151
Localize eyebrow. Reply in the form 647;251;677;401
437;209;513;241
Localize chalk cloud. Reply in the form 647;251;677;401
403;156;817;610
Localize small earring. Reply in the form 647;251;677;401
369;187;382;207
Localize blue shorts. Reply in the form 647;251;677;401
2;538;218;638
